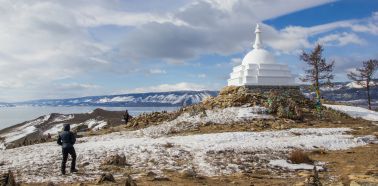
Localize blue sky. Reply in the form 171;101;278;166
0;0;377;101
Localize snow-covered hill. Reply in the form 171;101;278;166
0;109;125;150
13;91;218;107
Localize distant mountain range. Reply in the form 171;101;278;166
1;91;218;107
0;81;376;108
301;81;378;108
0;102;15;107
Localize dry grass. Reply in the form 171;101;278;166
311;149;327;155
289;149;313;164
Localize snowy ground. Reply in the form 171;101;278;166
0;127;376;183
324;104;378;121
0;105;377;184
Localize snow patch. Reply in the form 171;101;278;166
346;81;376;89
52;115;74;123
43;123;79;136
320;84;343;91
269;160;323;171
97;96;135;103
92;121;107;130
324;104;378;121
81;119;107;130
0;142;5;151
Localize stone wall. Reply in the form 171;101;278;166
242;85;300;93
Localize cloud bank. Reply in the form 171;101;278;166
0;0;377;101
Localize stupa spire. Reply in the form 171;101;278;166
253;23;263;49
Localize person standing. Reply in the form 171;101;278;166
57;124;78;175
123;110;130;124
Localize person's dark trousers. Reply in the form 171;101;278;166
61;147;76;174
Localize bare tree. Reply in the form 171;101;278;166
300;44;335;106
347;59;378;110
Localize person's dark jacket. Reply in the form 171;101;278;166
57;124;76;149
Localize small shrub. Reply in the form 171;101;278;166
163;142;174;148
306;166;322;186
289;149;313;164
277;106;286;118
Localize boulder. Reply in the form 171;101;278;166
146;171;157;178
80;162;90;167
125;174;137;186
179;169;197;178
97;173;116;184
101;154;127;166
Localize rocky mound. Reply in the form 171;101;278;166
128;86;316;128
188;86;315;119
124;86;358;135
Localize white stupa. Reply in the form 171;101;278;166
227;24;297;87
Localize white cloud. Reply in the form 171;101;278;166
73;5;186;27
231;58;242;66
118;1;376;60
0;0;110;89
317;32;366;46
89;57;110;64
119;0;335;61
57;83;101;90
205;0;334;20
215;58;241;68
0;0;181;100
130;82;207;93
197;74;207;78
327;54;378;81
263;15;377;53
0;0;376;101
148;69;167;75
349;12;378;35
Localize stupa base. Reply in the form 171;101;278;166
242;85;300;93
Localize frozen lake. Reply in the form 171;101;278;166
0;106;179;130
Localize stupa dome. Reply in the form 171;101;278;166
241;48;276;65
